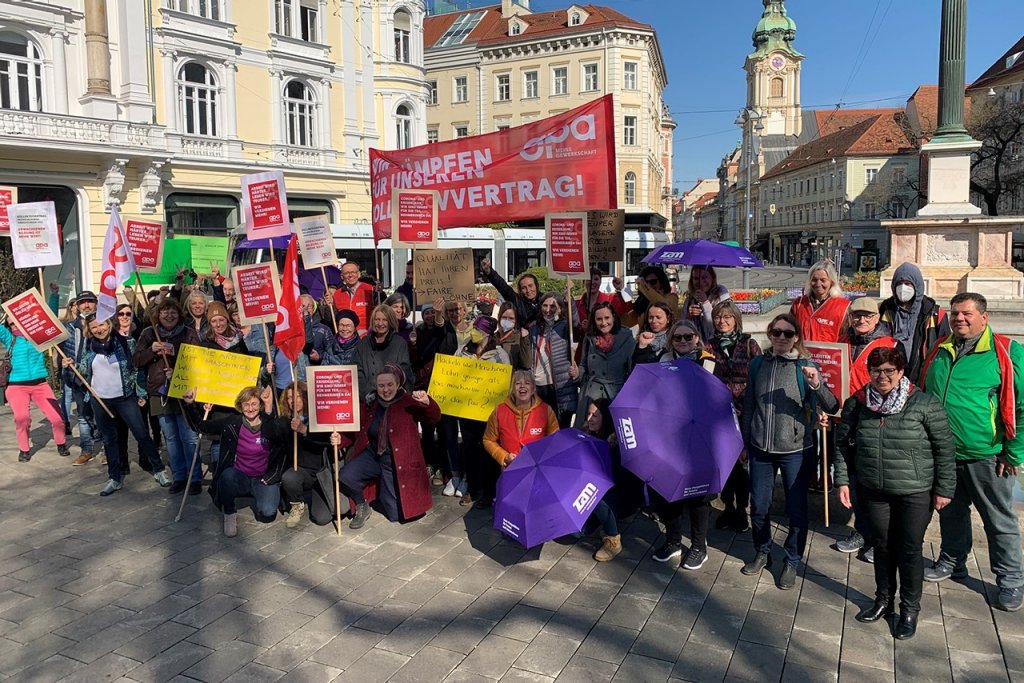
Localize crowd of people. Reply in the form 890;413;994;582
4;255;1022;638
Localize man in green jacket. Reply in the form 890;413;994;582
922;292;1023;612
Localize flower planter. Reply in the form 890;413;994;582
733;289;787;314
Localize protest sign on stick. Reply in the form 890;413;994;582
546;212;589;278
2;288;69;352
587;209;625;262
167;343;262;408
391;189;439;249
123;219;165;273
232;262;282;326
414;248;475;304
428;354;512;421
804;340;850;528
184;236;230;276
295;214;337;268
0;185;18;237
307;366;361;433
8;201;62;269
135;238;192;286
241;171;290;240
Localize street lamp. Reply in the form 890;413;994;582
735;108;764;288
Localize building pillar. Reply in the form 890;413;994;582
84;0;111;95
319;78;332;149
223;60;238;138
161;50;177;130
49;29;69;114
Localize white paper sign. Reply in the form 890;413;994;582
294;214;336;268
8;201;62;269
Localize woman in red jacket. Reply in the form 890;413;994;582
330;364;441;529
483;370;559;469
790;260;850;343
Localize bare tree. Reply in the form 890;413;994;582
859;166;925;219
968;98;1024;216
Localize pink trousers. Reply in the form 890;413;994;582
7;383;67;452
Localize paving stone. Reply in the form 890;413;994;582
555;654;618;683
390;645;464;682
784;627;842;670
276;660;342;683
725;642;786;681
513;631;580;677
254;628;335;672
352;598;419;634
738;608;793;649
182;639;266;682
333;646;409;683
894;648;953;682
7;653;84;683
456;633;528;678
122;639;214;683
671;640;733;683
949;650;1010;682
462;587;522;622
115;621;198;662
940;586;997;621
520;579;578;611
377;616;447;656
414;589;478;624
838;629;894;672
186;608;262;648
542;602;603;641
222;662;286;683
599;595;657;631
501;667;555;682
611;652;673;682
779;661;838;683
944;615;1003;654
429;615;496;654
575;622;638;665
309;627;384;670
170;593;246;629
236;609;314;649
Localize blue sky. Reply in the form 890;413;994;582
527;0;1024;193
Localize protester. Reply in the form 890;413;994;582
574;302;635;426
622;265;678;328
740;312;839;589
118;301;162;468
879;262;950;383
229;304;270;366
323;310;361;366
385;293;415;346
920;292;1024;612
199;302;251;469
495;302;526;371
682;266;730;340
277;382;333;529
134;298;203;495
573;267;630;336
705;300;760;532
330;365;441;528
354;304;413;397
480;257;541;328
632;302;677;364
300;294;335;365
183;290;209;335
790;260;850;343
115;303;140;341
520;292;577;427
61;289;97;465
0;319;68;463
395;260;415;309
484;371;559;468
835;347;955;639
333;261;375;336
209;265;237;306
582;397;640;556
75;316;170;495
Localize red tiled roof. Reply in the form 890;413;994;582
691;192;718;211
814;108;895;137
968;34;1024;92
905;84;971;137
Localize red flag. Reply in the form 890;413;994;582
274;235;304;363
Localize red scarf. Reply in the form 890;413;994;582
593;332;615;353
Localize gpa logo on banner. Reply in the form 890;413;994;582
528;427;544;436
520;114;596;161
619;417;637;450
572;483;599;514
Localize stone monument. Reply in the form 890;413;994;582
880;0;1023;299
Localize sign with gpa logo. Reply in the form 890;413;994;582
546;212;589;278
306;365;360;432
7;201;62;269
241;171;290;239
294;214;336;268
1;288;69;352
0;185;17;237
369;95;617;243
123;218;165;273
391;189;439;249
232;262;282;325
804;341;850;404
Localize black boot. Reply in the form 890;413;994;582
855;598;894;623
350;502;372;530
894;610;919;640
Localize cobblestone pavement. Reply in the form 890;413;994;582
1;405;1022;683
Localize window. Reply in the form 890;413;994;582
284;80;317;147
770;77;783;98
623;61;638;90
623;116;637;146
496;74;510;101
889;200;907;218
583;63;598;91
427;127;438;144
865;168;878;184
624;172;636;205
168;0;221;20
570;11;582;26
177;62;218;136
552;66;568;95
0;32;43;112
166;192;239;233
509;249;546;276
427;81;437;105
864;202;877;220
395;104;412;149
455;125;469;138
436;10;485;47
287;197;333;221
301;2;318;42
496;123;510;131
394;10;411;64
453;76;468;103
893;165;907;184
523;71;538;99
274;0;292;35
509;21;521;36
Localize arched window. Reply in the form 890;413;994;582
177;62;218;136
394;10;411;64
770;77;784;98
395;103;412;149
624;172;636;205
0;31;43;112
284;80;317;147
510;21;521;36
569;11;582;26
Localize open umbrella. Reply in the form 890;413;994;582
494;429;614;548
610;358;743;502
643;239;764;268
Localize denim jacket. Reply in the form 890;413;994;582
77;335;147;401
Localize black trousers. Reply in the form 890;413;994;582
281;466;318;504
719;461;750;516
339;450;400;521
460;419;498;500
658;494;712;551
860;485;933;613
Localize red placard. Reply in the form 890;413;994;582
123;219;165;273
0;186;17;237
546;212;589;277
232;262;282;325
2;288;70;352
370;95;617;244
307;366;361;432
391;189;439;248
241;171;291;238
804;341;851;404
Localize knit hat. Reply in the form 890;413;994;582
336;309;359;327
381;363;406;388
206;301;229;322
472;316;497;336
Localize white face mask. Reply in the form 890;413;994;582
499;319;515;332
895;284;915;303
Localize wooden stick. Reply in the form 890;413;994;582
565;277;576;365
821;422;830;528
268;243;276;267
292;364;299;472
333;442;342;537
320;267;338;334
175;405;211;523
261;323;277;406
54;346;114;418
37;267;45;296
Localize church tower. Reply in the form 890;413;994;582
745;0;803;138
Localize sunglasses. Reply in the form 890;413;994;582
117;312;132;317
769;328;797;339
644;278;660;286
672;333;697;342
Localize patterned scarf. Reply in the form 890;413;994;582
865;376;911;415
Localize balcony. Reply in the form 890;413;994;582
0;109;161;153
165;132;244;161
273;144;336;168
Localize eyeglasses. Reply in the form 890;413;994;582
868;367;899;377
851;312;878;320
769;328;797;339
117;312;132;317
672;333;697;342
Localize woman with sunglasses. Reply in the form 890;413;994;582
834;347;954;639
622;266;678;328
632;302;676;364
114;304;140;340
682;266;730;340
740;313;839;589
574;302;635;427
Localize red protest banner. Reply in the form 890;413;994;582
391;189;439;249
0;186;17;237
804;341;851;404
546;212;589;278
307;365;361;432
123;218;165;273
1;288;70;352
370;95;617;243
241;171;290;239
232;262;282;325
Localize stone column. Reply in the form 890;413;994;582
161;50;177;130
223;61;238;138
84;0;111;95
933;0;972;143
49;29;69;114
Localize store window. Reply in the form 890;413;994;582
165;192;239;234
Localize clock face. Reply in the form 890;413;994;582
770;55;786;71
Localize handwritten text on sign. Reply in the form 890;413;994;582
804;341;851;404
124;219;165;273
232;262;281;325
392;189;439;249
547;213;589;277
307;365;361;432
587;209;625;262
167;343;262;408
428;354;512;422
414;248;475;303
1;288;70;352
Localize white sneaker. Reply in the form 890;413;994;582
223;513;238;537
442;479;456;497
285;502;306;529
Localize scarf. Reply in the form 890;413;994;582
89;335;117;356
593;332;615;353
336;333;359;350
714;330;740;357
865;376;911;415
648;329;668;356
215;331;241;350
369;331;393;350
158;322;185;340
954;332;982;359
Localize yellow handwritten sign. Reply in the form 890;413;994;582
167;343;262;408
428;353;512;422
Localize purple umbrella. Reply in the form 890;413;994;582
611;358;742;502
643;240;764;268
494;429;614;549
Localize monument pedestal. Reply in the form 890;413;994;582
880;216;1024;299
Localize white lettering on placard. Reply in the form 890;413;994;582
520;114;596;161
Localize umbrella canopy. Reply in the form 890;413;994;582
643;240;764;268
494;429;614;548
610;358;743;502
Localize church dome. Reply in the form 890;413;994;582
750;0;801;58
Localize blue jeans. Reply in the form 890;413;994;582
94;397;165;483
216;466;280;519
749;447;816;566
65;384;95;453
159;412;199;483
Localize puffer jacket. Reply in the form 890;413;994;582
834;386;956;497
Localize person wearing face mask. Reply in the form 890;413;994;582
354;304;413;399
682;266;730;340
520;293;577;427
324;310;361;366
574;303;636;427
790;260;850;343
479;257;542;328
632;302;677;364
495;302;526;371
878;262;950;384
330;366;441;528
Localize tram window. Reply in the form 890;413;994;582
508;249;546;279
338;249;391;288
473;249;492;284
590;262;612;276
626;249;648;276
